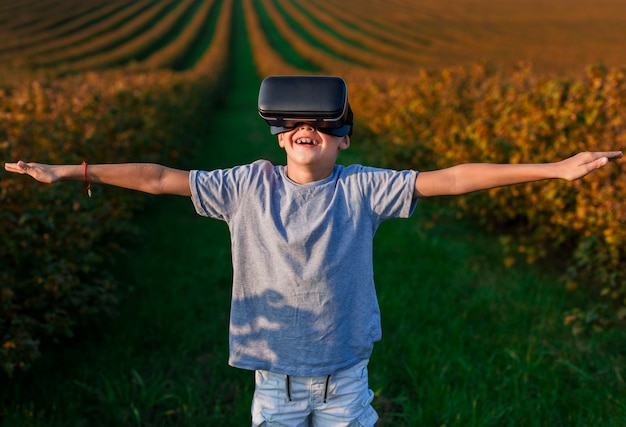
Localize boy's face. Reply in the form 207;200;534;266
277;123;350;183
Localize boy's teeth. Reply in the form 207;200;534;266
297;138;316;145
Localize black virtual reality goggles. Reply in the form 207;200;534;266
258;75;353;137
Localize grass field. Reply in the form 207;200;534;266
2;0;626;426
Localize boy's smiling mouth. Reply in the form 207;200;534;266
295;137;318;146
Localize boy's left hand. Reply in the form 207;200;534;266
557;151;623;181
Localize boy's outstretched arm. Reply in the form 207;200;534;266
4;161;191;196
414;151;623;198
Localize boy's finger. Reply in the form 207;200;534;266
4;162;19;172
4;161;28;173
607;151;623;161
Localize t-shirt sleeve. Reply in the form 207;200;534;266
189;163;256;221
353;166;419;221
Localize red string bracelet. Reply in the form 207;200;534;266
82;161;92;198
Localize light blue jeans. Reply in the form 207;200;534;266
251;359;378;426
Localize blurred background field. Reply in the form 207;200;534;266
1;0;625;425
2;0;625;77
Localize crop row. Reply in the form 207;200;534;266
0;0;122;55
0;0;157;64
0;0;226;74
264;0;459;74
243;0;303;76
3;0;626;79
272;0;416;71
39;0;186;71
261;0;626;80
307;0;431;54
0;0;107;38
140;0;217;70
192;0;232;77
253;0;350;72
297;0;424;66
250;0;433;74
1;0;175;69
58;0;207;73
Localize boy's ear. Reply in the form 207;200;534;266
339;136;350;150
278;133;286;148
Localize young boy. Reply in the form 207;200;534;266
4;76;622;427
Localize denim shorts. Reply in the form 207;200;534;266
251;359;379;427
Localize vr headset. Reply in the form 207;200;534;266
258;75;353;136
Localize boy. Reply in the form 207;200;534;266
4;76;622;426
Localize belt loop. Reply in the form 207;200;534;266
323;375;331;403
286;375;292;401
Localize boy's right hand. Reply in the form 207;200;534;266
4;161;59;183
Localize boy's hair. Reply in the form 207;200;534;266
258;75;353;136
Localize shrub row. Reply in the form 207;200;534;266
0;69;225;377
346;63;626;327
0;0;234;376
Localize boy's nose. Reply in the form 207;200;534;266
297;123;315;130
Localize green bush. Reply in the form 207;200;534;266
0;70;220;376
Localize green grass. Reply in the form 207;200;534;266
370;207;626;426
2;2;626;426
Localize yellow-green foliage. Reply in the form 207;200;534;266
348;64;626;328
0;70;222;376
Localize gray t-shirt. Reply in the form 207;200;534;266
190;160;418;376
